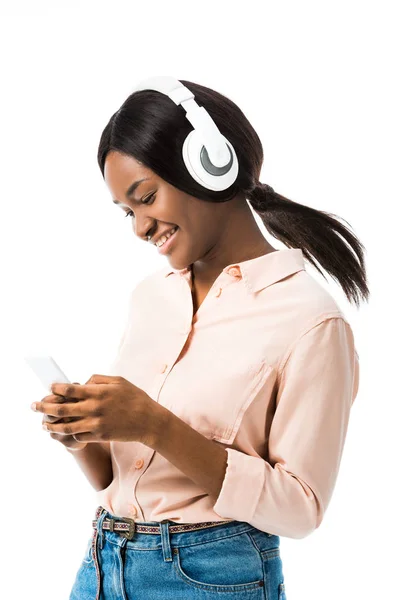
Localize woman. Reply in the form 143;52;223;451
33;76;368;599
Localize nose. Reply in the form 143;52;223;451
134;218;156;243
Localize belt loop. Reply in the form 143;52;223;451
91;507;108;600
160;520;172;562
97;509;108;550
94;505;104;520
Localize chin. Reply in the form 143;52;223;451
167;256;190;270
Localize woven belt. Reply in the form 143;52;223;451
92;516;234;541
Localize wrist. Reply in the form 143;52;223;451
147;403;172;450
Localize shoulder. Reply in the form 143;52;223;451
263;268;354;369
276;267;350;328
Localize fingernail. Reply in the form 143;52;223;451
42;423;48;430
31;403;37;411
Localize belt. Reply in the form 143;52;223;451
92;515;233;541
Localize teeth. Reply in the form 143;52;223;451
156;226;178;247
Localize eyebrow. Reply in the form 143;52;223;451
112;178;150;204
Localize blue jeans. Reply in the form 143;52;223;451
69;506;287;600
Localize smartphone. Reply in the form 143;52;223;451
24;355;71;392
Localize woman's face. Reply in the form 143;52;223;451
104;151;241;272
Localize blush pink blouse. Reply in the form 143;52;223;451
96;248;360;539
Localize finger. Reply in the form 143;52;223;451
41;393;67;404
35;399;91;419
43;414;61;423
42;382;80;404
41;393;84;407
72;432;94;443
43;418;93;436
50;382;102;400
37;383;85;411
43;414;78;424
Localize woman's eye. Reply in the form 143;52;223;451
124;193;156;218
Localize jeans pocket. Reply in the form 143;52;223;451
260;547;286;600
172;531;265;594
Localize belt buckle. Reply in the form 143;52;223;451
120;517;135;540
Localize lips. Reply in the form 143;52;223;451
152;226;178;246
156;226;179;255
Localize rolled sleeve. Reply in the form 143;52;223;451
213;316;359;539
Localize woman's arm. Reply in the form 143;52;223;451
66;441;113;492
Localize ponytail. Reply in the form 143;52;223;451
248;183;369;307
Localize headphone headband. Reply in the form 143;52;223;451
131;76;239;192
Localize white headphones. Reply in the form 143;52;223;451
130;76;239;192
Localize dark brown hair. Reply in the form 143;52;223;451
98;79;369;307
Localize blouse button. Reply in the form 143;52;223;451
160;364;168;374
214;287;222;297
129;504;137;516
228;267;241;277
135;459;144;469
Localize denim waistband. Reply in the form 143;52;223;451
94;506;280;553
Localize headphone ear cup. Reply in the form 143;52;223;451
182;129;239;192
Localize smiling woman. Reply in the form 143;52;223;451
61;76;368;600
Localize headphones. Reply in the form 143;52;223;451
130;76;239;192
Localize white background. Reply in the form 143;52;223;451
1;1;398;598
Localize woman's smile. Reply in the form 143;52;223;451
156;226;180;254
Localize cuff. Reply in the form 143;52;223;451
213;448;265;522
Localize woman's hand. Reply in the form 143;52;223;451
32;374;160;447
39;381;89;451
